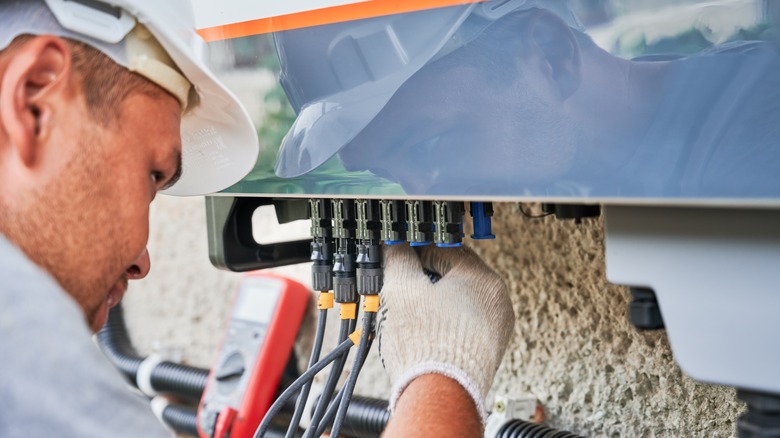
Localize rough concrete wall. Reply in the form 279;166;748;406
124;197;743;437
475;204;743;437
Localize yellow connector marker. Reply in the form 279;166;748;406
349;328;363;345
318;292;334;310
340;302;357;320
363;295;380;313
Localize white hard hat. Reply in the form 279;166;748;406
274;0;582;178
0;0;259;196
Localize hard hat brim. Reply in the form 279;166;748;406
161;62;259;196
116;1;259;196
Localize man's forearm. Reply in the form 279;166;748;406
382;374;482;437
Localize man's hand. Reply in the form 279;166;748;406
377;244;515;428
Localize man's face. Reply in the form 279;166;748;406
338;27;578;195
0;37;183;332
20;91;181;332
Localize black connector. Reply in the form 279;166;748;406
356;200;383;295
628;287;665;330
309;199;335;292
356;244;383;295
333;200;358;303
541;203;601;223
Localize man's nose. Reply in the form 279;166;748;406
126;248;151;280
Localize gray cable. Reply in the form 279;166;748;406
302;318;352;438
313;388;344;437
330;312;375;437
313;332;375;438
253;338;354;438
284;309;328;438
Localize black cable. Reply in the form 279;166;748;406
497;419;584;438
313;331;375;438
422;268;441;284
330;312;375;438
340;394;389;438
96;305;142;380
518;204;552;219
307;316;364;438
160;404;199;437
348;315;359;332
304;318;353;437
149;361;209;401
285;309;328;438
313;387;344;437
97;305;208;401
253;338;354;438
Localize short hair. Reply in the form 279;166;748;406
1;35;165;127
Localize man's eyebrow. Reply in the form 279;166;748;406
161;151;183;191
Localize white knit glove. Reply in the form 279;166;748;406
377;244;515;425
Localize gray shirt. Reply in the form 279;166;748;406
0;234;171;437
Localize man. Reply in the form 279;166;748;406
275;2;780;199
0;0;514;437
0;0;256;435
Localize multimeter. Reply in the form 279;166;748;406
197;272;310;438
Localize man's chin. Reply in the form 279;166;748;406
88;301;110;333
87;279;128;332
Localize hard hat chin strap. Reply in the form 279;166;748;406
45;0;193;112
126;24;193;112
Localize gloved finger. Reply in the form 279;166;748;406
381;243;425;279
417;245;490;278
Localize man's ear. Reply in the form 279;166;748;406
0;36;71;168
524;9;582;100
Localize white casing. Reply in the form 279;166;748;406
605;206;780;394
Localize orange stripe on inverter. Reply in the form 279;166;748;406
197;0;485;41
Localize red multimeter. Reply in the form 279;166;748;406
197;272;310;438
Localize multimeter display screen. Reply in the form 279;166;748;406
233;278;280;323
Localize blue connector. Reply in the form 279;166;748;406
471;202;496;240
436;242;462;248
410;241;432;247
384;240;405;245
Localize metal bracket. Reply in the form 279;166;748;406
206;197;311;272
605;205;780;395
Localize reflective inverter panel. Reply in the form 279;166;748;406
198;0;780;206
